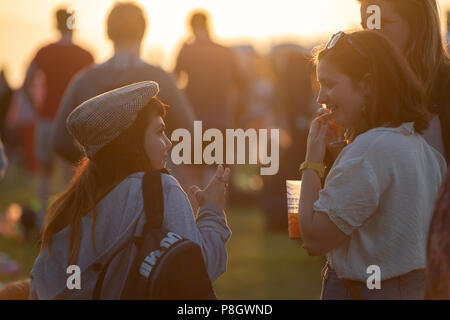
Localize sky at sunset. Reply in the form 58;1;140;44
1;0;450;87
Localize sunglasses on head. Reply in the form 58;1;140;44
325;31;367;58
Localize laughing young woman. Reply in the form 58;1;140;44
298;30;446;300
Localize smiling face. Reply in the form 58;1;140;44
360;0;410;53
316;60;366;129
144;114;172;170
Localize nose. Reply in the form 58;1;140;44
317;88;328;105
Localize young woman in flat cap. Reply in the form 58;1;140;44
29;81;231;299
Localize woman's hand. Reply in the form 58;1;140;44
306;112;334;163
189;165;231;209
317;108;345;148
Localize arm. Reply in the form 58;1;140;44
163;182;231;283
299;169;349;256
23;62;39;111
300;115;381;256
299;113;349;256
163;166;231;282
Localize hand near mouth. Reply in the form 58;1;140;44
306;113;333;163
316;107;345;147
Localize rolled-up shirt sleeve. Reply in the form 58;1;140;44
313;157;380;235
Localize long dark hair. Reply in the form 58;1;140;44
314;30;431;141
41;98;166;265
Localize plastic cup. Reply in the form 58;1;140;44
286;180;302;240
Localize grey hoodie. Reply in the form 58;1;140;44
29;172;231;299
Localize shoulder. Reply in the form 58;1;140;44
64;62;103;94
72;45;94;62
337;123;421;177
36;42;57;53
33;43;56;61
178;41;194;53
346;123;416;156
161;172;183;189
117;172;184;195
69;63;96;82
148;65;173;81
106;172;145;203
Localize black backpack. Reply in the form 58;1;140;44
93;169;217;300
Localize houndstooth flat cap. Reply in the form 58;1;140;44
67;81;159;158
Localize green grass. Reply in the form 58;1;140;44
213;207;324;299
0;164;325;299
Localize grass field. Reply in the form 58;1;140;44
0;164;325;299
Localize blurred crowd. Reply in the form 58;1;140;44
0;4;327;235
0;1;449;300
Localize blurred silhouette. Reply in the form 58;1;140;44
447;11;450;52
4;86;38;174
51;2;198;208
23;7;94;223
0;71;11;179
174;10;247;193
0;70;13;137
174;10;245;131
260;45;317;232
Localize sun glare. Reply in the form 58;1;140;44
0;0;449;87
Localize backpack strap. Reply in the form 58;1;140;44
92;169;170;300
142;168;170;231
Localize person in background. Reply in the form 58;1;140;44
300;30;446;299
52;2;198;206
0;70;13;136
174;10;245;131
23;7;94;221
174;10;245;190
359;0;450;163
